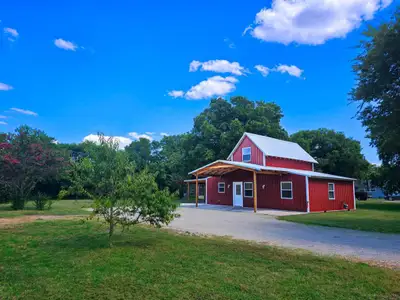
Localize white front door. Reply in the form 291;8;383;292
233;182;243;207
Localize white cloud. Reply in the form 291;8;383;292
0;83;13;91
246;0;393;45
185;76;238;100
54;38;78;51
145;132;155;135
255;64;304;78
223;38;236;49
254;65;271;77
189;60;248;76
4;27;18;37
0;121;7;125
83;134;132;149
11;108;38;116
0;115;7;119
128;132;153;141
160;132;169;137
276;65;304;78
168;90;185;98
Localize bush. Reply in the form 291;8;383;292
32;193;54;210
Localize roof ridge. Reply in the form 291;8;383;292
245;132;298;145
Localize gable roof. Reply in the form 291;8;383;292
227;132;318;164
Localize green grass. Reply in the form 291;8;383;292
0;199;92;218
0;220;399;300
279;200;400;234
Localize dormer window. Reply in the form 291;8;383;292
242;147;251;162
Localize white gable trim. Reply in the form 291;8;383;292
227;132;267;161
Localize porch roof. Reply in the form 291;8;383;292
188;160;356;181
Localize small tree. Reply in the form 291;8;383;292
66;134;178;243
0;126;67;209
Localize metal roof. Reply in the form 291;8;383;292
189;160;355;181
227;132;318;164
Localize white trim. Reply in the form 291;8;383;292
328;182;335;200
205;178;208;204
232;181;244;207
244;182;253;198
280;181;293;200
218;182;225;193
353;181;356;210
305;176;310;213
263;155;266;166
242;147;252;162
312;163;315;171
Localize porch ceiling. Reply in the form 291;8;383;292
192;161;286;177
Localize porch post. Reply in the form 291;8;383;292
195;173;199;208
253;171;257;213
187;182;190;201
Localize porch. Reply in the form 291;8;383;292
188;160;293;212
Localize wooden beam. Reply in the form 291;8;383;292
187;182;190;201
195;173;199;208
253;171;257;213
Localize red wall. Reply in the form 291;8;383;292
207;170;307;211
266;156;313;171
309;179;355;212
232;136;264;165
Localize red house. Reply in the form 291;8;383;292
187;132;356;213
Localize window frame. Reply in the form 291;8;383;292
328;183;335;200
242;147;252;162
280;181;293;200
244;182;253;198
218;182;225;194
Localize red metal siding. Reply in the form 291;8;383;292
266;156;313;171
309;179;355;212
232;136;264;165
206;170;307;211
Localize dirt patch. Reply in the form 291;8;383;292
0;215;83;227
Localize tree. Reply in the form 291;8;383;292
192;97;288;166
125;138;152;171
65;134;178;243
351;10;400;192
0;126;67;209
291;129;369;178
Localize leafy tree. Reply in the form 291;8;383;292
291;129;369;178
125;138;152;171
0;126;67;209
351;10;400;192
65;134;178;243
192;97;288;166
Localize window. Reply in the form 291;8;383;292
242;147;251;162
244;182;253;198
218;182;225;193
280;181;293;199
328;183;335;200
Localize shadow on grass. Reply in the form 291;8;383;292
358;201;400;212
43;229;160;251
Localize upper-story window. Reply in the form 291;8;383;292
242;147;251;162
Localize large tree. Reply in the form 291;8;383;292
192;96;288;166
291;129;369;178
0;126;67;209
351;10;400;193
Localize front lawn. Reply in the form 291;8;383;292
0;220;399;299
279;200;400;234
0;199;92;218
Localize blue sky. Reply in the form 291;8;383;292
0;0;397;163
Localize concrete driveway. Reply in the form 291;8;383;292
169;206;400;268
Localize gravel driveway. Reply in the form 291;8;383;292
169;206;400;268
